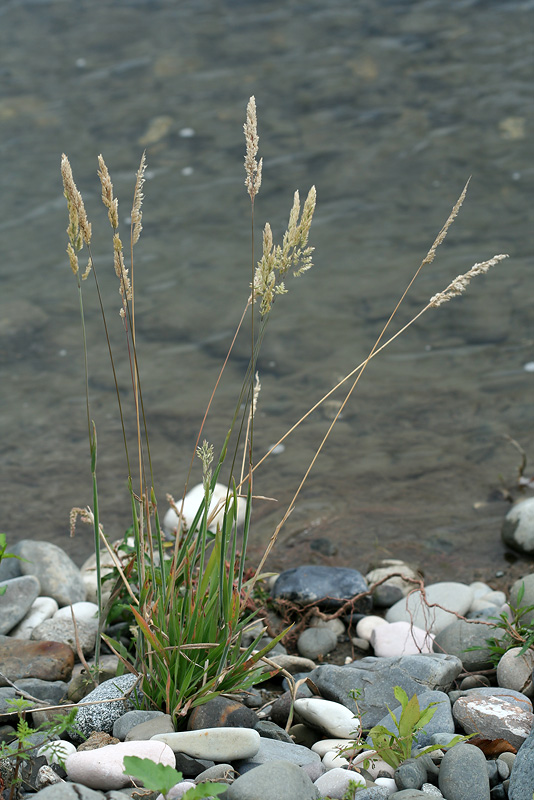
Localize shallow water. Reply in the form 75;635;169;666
1;0;533;586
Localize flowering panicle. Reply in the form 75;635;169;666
131;151;147;245
244;96;262;203
61;154;92;278
97;155;119;230
253;185;317;315
429;254;508;307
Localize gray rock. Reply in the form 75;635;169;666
112;709;166;740
125;714;174;741
347;789;388;800
0;576;40;634
272;565;371;612
234;737;321;774
502;498;534;556
71;674;141;743
226;759;319;800
433;618;494;672
365;559;422;608
254;719;294;742
17;540;85;607
390;791;429;799
297;627;337;660
370;691;454;749
448;686;532;712
0;548;23;582
453;694;533;748
308;654;462;727
194;763;236;783
497;647;534;697
438;743;490;800
385;582;474;633
509;575;534;626
31;617;97;656
394;757;427;790
174;752;215;777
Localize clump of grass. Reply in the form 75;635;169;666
63;97;507;724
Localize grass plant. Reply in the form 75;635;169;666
62;97;508;725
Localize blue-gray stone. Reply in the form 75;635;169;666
369;690;454;749
394;758;427;790
233;737;321;774
297;626;337;660
308;654;462;727
226;759;319;800
254;719;294;742
0;576;40;634
351;789;389;800
508;728;534;799
438;743;490;800
70;674;141;743
112;709;165;740
17;540;85;607
433;618;494;672
510;575;534;627
272;565;371;611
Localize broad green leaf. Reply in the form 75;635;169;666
123;756;182;794
182;781;228;799
414;702;438;730
393;686;409;709
398;693;420;739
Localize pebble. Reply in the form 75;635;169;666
371;689;454;749
9;596;59;639
502;497;534;556
16;539;86;606
225;759;318;800
65;740;175;790
71;674;141;742
297;626;338;659
0;637;74;684
152;727;261;761
309;653;462;727
162;482;246;535
0;575;41;633
453;694;534;749
293;697;359;739
54;601;99;624
370;620;434;657
356;615;390;642
314;766;366;797
385;582;474;633
394;757;427;789
233;737;321;773
308;616;346;637
31;617;98;656
433;617;494;672
365;559;421;608
272;565;371;611
438;742;490;800
112;709;167;740
187;695;259;730
509;574;534;625
497;646;534;697
351;750;395;778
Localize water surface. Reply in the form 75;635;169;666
1;0;533;588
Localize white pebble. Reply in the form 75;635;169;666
10;597;59;639
54;602;99;623
375;776;399;795
66;741;175;790
321;750;350;770
311;739;354;757
356;615;389;642
294;698;359;739
351;750;395;778
163;483;246;535
38;740;76;766
179;127;195;137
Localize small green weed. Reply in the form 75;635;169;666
346;686;466;770
477;582;534;666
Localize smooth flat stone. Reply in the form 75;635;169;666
152;727;261;762
371;620;434;657
453;694;534;748
16;540;86;607
0;637;74;685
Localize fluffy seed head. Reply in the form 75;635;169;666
244;96;262;202
429;254;508;307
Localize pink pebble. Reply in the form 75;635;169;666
66;740;175;790
371;620;434;657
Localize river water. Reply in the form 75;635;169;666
1;0;533;588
